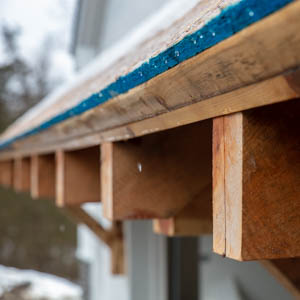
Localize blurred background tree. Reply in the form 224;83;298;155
0;25;54;131
0;24;79;283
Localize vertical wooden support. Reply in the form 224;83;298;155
31;154;55;199
153;185;212;236
0;160;13;187
262;259;300;299
66;206;124;274
101;121;212;220
13;157;31;192
56;146;101;206
213;99;300;260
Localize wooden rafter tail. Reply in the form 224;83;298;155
0;160;13;188
31;154;55;200
13;157;31;193
153;184;212;236
56;146;101;207
101;121;212;221
261;259;300;299
65;206;125;274
213;99;300;260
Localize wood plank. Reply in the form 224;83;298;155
153;184;212;236
0;160;13;187
13;157;31;192
56;147;101;207
213;99;300;260
65;206;124;274
1;1;300;157
262;259;300;299
31;154;55;199
101;121;212;220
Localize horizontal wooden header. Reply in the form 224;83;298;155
0;1;299;158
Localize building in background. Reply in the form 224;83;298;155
69;1;294;300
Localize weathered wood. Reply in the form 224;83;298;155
213;99;300;260
1;1;300;158
101;121;212;220
31;154;55;199
0;160;13;187
262;259;300;299
13;157;31;192
153;185;212;236
56;147;101;207
66;206;124;274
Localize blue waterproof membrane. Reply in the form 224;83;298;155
0;0;293;150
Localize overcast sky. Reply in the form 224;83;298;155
0;0;77;81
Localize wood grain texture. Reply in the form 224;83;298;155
56;147;101;207
31;154;55;199
213;99;300;260
13;157;31;193
101;121;212;220
153;184;212;236
262;259;300;299
0;160;13;187
1;1;300;158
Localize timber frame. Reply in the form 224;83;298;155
0;0;299;295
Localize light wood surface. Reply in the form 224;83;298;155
101;121;212;220
213;100;300;260
56;147;101;206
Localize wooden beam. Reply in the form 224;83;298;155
153;185;212;236
1;70;299;160
65;206;124;274
101;121;212;220
0;160;13;187
31;154;55;199
13;157;31;193
56;146;101;207
213;99;300;260
262;259;300;299
1;1;300;157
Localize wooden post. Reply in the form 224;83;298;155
213;99;300;260
13;157;31;192
101;121;212;220
56;146;101;206
0;160;13;187
65;206;124;274
31;154;55;199
153;185;212;236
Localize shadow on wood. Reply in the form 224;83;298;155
13;157;31;193
101;121;212;220
31;154;55;200
0;160;13;187
56;146;101;207
153;184;212;236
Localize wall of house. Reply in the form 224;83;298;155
199;236;293;300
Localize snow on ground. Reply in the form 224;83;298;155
0;265;82;300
